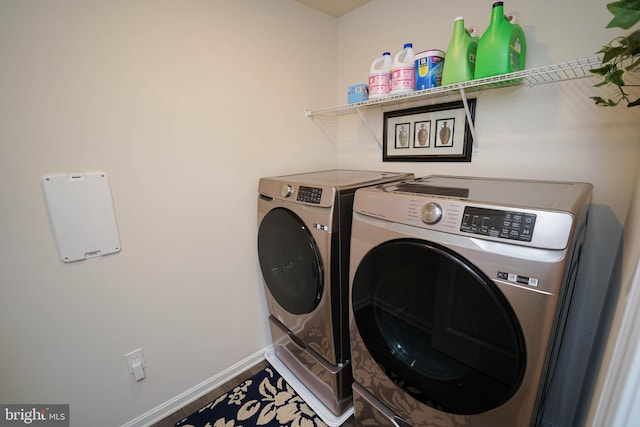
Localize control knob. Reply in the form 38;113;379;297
421;202;443;224
280;184;293;198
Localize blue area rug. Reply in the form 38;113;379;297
176;364;328;427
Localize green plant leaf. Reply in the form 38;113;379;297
591;96;620;106
606;0;640;29
606;68;626;86
628;30;640;55
625;56;640;70
590;63;615;76
601;44;628;63
628;98;640;107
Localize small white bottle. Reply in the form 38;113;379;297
368;52;392;99
390;43;416;95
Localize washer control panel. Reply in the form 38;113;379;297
354;188;575;250
296;186;323;204
460;206;537;242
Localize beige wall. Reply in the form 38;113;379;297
0;1;337;426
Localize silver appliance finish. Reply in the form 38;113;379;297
257;169;413;416
348;175;592;426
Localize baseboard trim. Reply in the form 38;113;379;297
121;347;268;427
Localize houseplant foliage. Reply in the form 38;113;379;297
590;0;640;107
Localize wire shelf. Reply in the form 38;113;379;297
307;55;605;116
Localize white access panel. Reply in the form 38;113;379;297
41;172;121;263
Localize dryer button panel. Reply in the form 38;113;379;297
461;206;537;242
297;186;323;204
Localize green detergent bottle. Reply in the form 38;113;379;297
441;16;479;85
474;1;526;79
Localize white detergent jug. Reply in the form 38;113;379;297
390;43;415;95
369;52;392;99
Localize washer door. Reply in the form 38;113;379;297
352;238;526;415
258;207;323;315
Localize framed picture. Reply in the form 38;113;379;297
383;99;476;162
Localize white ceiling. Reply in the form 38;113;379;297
293;0;370;17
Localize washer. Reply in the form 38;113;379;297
348;175;592;427
257;169;413;416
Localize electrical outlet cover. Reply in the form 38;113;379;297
125;348;146;374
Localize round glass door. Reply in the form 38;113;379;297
258;208;323;315
352;238;526;415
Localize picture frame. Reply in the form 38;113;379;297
382;99;476;162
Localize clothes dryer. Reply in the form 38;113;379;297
348;175;592;426
257;169;413;416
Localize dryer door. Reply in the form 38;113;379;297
352;238;526;415
258;207;323;315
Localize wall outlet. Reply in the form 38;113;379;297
124;348;146;374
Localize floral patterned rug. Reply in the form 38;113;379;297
175;364;328;427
